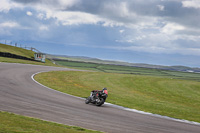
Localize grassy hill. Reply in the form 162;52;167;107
0;43;55;66
48;54;200;73
51;59;200;81
0;43;34;58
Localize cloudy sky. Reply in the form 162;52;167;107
1;0;200;67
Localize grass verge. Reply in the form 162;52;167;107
35;71;200;123
0;111;101;133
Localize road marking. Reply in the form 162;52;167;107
31;71;85;100
105;102;200;126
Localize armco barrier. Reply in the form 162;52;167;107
0;52;35;61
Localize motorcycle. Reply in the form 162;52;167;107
85;90;108;106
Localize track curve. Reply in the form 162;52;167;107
0;63;200;133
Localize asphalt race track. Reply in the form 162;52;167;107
0;63;200;133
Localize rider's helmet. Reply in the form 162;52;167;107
103;87;107;90
102;87;108;95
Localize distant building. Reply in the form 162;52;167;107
34;53;45;63
186;70;194;73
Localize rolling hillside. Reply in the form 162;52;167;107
48;54;200;73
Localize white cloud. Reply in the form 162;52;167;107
182;0;200;9
52;11;101;26
2;0;200;59
0;0;23;13
31;1;138;28
157;5;165;11
119;29;125;33
57;0;81;10
33;1;131;27
0;21;19;28
0;21;20;36
31;0;81;14
115;27;200;56
0;0;11;12
39;25;48;31
37;13;45;20
161;23;185;34
118;2;130;17
102;20;124;27
26;11;33;16
114;39;200;56
3;0;158;29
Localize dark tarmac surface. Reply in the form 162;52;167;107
0;63;200;133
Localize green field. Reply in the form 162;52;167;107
55;60;200;81
35;71;200;123
0;111;101;133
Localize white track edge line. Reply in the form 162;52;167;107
31;71;85;100
31;71;200;126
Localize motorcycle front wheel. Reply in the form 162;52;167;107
96;98;104;106
85;97;91;104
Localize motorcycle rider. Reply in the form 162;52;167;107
102;87;108;96
91;87;108;100
85;87;108;106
